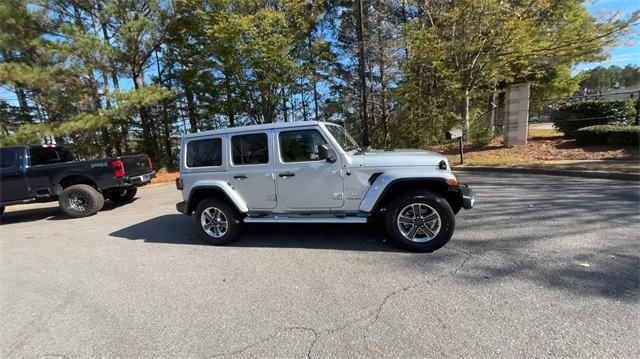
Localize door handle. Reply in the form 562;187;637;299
233;174;248;179
278;172;296;178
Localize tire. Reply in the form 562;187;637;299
108;187;138;203
384;190;455;252
194;199;242;245
59;184;105;218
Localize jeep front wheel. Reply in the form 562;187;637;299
59;184;105;218
194;199;241;245
384;191;455;252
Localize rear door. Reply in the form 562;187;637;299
274;128;344;209
227;131;277;210
0;147;30;202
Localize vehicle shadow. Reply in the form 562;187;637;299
109;214;401;252
0;198;141;225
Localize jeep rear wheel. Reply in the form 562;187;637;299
59;184;104;218
194;199;241;245
384;191;455;252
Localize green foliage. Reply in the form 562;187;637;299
551;100;636;137
609;127;640;147
1;0;638;158
469;116;493;148
575;125;611;146
576;125;640;147
578;64;640;93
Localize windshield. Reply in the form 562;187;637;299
325;124;361;152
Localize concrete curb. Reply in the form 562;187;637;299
451;166;640;181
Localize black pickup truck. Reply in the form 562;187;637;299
0;145;156;217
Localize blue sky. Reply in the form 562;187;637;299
575;0;640;72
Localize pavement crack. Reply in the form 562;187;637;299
286;327;318;359
207;332;280;358
207;326;319;358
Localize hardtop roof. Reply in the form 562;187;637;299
182;121;340;140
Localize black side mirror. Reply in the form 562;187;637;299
318;144;337;163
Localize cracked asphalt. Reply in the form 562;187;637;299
1;172;638;358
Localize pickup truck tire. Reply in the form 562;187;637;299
384;191;455;252
195;199;241;245
59;184;105;218
108;188;138;203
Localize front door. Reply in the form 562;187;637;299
275;128;344;209
0;148;30;203
227;131;277;210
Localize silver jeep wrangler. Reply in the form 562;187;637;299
176;121;475;252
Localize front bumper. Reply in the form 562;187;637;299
450;184;475;210
176;201;189;215
459;184;476;209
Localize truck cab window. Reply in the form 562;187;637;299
0;149;18;168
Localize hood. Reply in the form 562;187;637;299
361;149;447;168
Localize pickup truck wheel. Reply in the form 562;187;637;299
195;199;241;245
109;188;138;203
384;191;455;252
59;184;105;218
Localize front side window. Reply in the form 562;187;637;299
232;133;269;165
0;149;17;168
186;138;222;167
279;129;327;162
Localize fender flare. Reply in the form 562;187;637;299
187;180;249;213
358;170;457;213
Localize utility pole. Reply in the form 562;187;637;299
356;0;370;148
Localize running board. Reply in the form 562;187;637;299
243;217;368;224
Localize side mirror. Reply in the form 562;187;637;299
318;144;337;163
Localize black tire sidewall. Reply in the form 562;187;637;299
194;199;240;245
59;184;104;218
384;191;455;252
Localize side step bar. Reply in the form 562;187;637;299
243;217;368;224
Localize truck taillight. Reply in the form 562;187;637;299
148;157;153;170
175;176;183;190
112;160;125;178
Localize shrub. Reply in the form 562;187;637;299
550;100;636;138
608;127;640;146
469;116;493;147
576;125;640;147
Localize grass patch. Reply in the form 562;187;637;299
528;128;562;137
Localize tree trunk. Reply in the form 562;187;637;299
487;90;496;136
282;88;288;122
224;74;235;127
461;90;470;134
133;66;156;159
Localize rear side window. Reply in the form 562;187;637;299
186;138;222;167
279;129;327;162
0;149;18;168
29;147;75;166
232;133;269;165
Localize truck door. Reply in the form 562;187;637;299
227;131;277;210
275;128;344;209
0;148;31;203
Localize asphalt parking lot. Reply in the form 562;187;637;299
1;172;638;358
